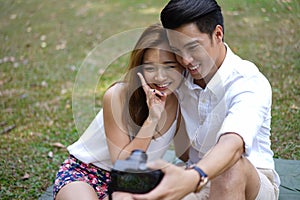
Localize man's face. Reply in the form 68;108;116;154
167;23;222;82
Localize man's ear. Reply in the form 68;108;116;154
214;25;224;43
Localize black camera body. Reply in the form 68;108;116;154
109;149;164;194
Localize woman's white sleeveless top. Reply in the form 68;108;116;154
68;109;177;171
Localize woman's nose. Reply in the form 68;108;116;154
155;68;167;81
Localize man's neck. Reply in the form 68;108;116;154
193;78;207;89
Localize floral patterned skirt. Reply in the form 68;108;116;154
53;155;111;200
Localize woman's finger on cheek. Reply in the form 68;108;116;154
137;73;149;90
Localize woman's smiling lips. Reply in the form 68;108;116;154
153;82;172;90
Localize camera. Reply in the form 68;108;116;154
109;149;164;194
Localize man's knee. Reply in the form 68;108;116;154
210;157;258;193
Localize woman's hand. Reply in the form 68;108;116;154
137;72;167;122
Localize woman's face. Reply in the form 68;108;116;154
142;44;183;95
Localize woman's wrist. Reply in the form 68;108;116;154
144;117;160;130
145;115;160;125
134;118;158;139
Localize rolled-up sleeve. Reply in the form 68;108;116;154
217;74;272;156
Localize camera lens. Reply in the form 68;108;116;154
138;163;147;171
130;149;147;163
109;150;164;194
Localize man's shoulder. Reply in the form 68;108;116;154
231;56;260;78
221;45;262;82
227;60;271;98
230;51;266;80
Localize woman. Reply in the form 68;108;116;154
53;23;188;200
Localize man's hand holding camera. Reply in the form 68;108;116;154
109;150;201;200
131;160;200;200
108;150;164;199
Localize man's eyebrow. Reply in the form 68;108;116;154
183;40;199;48
169;45;179;51
170;40;200;51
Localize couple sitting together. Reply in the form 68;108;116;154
53;0;280;199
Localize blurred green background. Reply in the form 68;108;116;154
0;0;299;199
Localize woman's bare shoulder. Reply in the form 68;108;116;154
103;82;128;107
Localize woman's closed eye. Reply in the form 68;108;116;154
143;64;155;72
143;63;179;72
164;65;176;70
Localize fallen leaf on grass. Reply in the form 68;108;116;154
56;40;67;50
48;151;53;158
26;27;32;33
0;77;12;86
41;42;47;48
41;81;48;87
51;142;66;149
21;173;30;180
40;35;46;41
0;121;7;127
0;124;16;135
290;104;299;110
10;14;17;20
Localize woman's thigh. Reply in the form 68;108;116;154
53;155;111;200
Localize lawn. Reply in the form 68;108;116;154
0;0;299;199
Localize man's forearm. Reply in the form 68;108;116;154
195;133;244;180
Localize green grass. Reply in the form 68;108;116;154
0;0;299;199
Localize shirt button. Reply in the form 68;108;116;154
192;141;196;147
199;119;204;124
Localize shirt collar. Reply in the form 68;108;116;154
206;43;236;100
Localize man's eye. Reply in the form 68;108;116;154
188;45;198;51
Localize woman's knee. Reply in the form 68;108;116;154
55;181;99;200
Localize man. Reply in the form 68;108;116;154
133;0;280;199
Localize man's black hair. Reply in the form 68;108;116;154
160;0;224;37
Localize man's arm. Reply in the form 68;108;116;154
132;133;244;200
195;132;244;180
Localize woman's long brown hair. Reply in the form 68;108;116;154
123;23;169;138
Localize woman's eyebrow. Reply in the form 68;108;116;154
163;61;177;64
143;61;176;65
